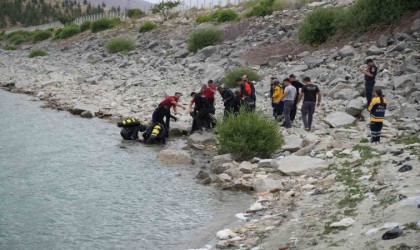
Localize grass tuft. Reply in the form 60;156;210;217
29;48;48;58
105;37;134;53
187;28;221;52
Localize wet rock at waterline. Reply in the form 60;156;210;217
156;149;195;165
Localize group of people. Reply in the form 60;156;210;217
270;74;321;130
119;58;387;144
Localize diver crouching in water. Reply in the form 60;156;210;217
139;122;167;144
118;118;147;140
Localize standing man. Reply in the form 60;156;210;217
158;92;186;137
361;59;378;106
242;75;256;108
217;86;234;116
297;77;321;131
289;74;305;122
277;78;296;128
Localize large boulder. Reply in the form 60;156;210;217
169;122;190;136
324;112;356;127
200;46;217;58
210;154;234;173
174;49;190;58
252;178;283;193
339;45;356;57
377;35;388;48
366;46;384;56
282;134;303;152
346;97;365;116
187;132;215;149
156;149;195;165
71;103;99;116
275;155;327;176
302;56;324;68
333;88;360;100
203;63;225;84
399;104;419;118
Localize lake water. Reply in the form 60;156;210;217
0;90;250;250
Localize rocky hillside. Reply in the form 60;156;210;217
0;0;419;249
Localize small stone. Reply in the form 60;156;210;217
239;161;254;174
80;111;93;118
339;45;356;57
216;229;236;240
330;217;355;227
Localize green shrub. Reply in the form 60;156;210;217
196;14;212;23
80;21;92;32
127;8;144;18
105;37;134;53
53;28;63;40
91;17;121;33
4;44;17;50
298;7;339;45
60;24;80;39
6;30;32;45
246;0;275;17
32;30;52;43
187;28;221;53
298;0;420;45
0;31;5;41
224;67;261;88
29;48;48;58
139;21;157;33
216;108;282;159
212;9;238;22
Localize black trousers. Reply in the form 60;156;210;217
370;122;383;142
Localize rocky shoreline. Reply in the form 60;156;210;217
1;0;420;248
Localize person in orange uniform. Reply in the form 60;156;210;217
367;89;387;144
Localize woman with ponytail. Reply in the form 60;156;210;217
367;89;387;144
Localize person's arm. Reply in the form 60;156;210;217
367;99;375;111
172;105;178;115
189;98;194;112
361;69;373;77
278;89;288;103
224;91;234;103
297;92;304;104
316;92;322;107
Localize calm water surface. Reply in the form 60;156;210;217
0;90;250;250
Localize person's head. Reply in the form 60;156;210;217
234;90;241;97
303;77;311;84
208;80;214;86
375;89;384;103
242;75;249;82
217;86;224;93
283;78;291;86
270;77;277;84
175;92;182;100
236;77;244;86
289;74;296;81
366;59;374;66
190;91;197;98
273;79;280;85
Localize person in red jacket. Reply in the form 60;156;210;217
158;92;186;137
202;80;217;106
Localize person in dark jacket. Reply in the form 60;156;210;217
217;86;234;116
289;74;305;122
152;103;177;126
232;90;244;114
140;122;167;144
190;92;215;133
361;59;378;106
118;118;147;140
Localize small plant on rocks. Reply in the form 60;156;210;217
187;28;221;53
29;48;48;58
105;37;134;53
139;21;157;33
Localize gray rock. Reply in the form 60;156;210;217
366;46;384;56
200;46;217;58
346;97;365;116
252;178;283;193
224;168;243;178
174;49;190;58
169;122;190;136
268;55;285;67
282;134;303;152
394;74;417;89
377;35;388;48
399;103;419;118
203;64;224;84
217;173;232;183
80;111;93;118
394;32;410;41
195;170;210;180
333;88;360;100
212;162;236;174
391;42;407;52
339;45;356;57
156;149;195;165
187;132;215;149
71;103;99;115
211;154;234;172
239;161;254;174
302;56;324;68
148;41;159;49
324;112;356;127
275;155;327;176
258;159;274;168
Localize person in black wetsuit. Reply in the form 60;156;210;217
217;86;234;116
118;118;147;140
190;92;215;133
140;122;167;144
